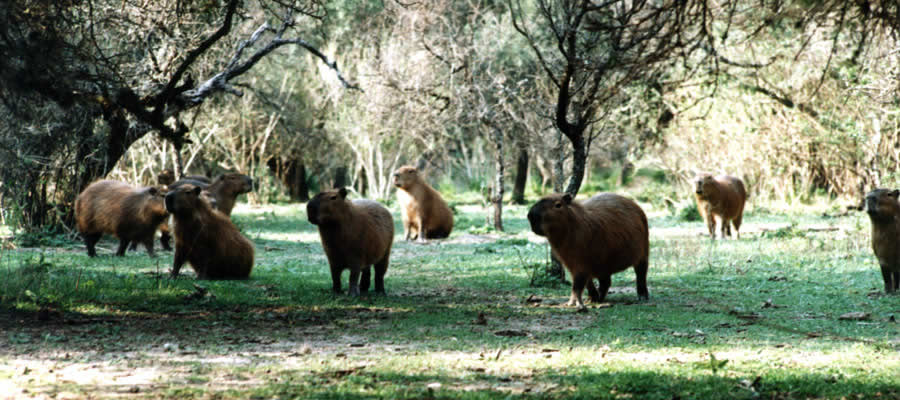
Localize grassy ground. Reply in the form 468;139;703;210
0;197;898;399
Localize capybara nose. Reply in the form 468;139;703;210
527;210;544;236
306;204;319;225
164;193;176;213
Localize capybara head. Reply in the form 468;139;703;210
307;188;349;226
694;174;716;196
165;184;205;217
527;193;574;237
157;169;175;186
865;188;900;222
215;173;254;194
392;166;419;190
142;186;169;216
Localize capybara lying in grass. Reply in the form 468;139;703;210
166;184;255;279
307;188;394;296
528;193;649;311
75;180;169;257
392;166;453;241
865;188;900;294
693;173;747;239
170;173;252;216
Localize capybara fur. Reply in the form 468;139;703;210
528;193;649;311
693;173;747;239
75;180;169;257
171;173;252;216
865;188;900;294
165;184;255;280
392;166;453;241
307;188;394;296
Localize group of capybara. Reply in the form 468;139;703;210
74;167;899;310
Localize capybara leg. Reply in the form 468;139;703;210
721;218;731;238
569;274;588;311
83;233;101;257
373;258;388;294
733;214;743;239
415;217;427;243
115;240;130;256
635;259;649;300
586;279;602;303
893;271;900;292
348;267;361;297
160;231;172;251
596;275;612;303
143;237;155;257
705;213;716;239
882;265;897;294
128;242;139;252
171;250;186;278
360;267;371;294
330;266;343;294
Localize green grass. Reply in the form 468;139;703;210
0;201;898;399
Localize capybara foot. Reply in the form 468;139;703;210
576;304;588;312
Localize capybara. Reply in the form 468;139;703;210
693;173;747;239
75;180;169;257
157;169;175;186
307;188;394;296
865;188;900;294
392;166;453;241
528;193;649;311
165;184;255;280
170;173;252;216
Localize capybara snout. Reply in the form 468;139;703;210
865;189;899;219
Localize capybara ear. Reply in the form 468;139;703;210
191;186;202;196
562;193;573;204
338;187;348;199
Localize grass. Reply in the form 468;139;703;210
0;199;898;399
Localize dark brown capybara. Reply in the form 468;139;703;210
392;166;453;241
865;188;900;294
528;193;649;311
307;188;394;296
693;173;747;239
165;184;255;280
75;180;169;257
170;173;252;216
157;169;176;186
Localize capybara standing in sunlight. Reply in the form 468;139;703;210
307;188;394;296
170;172;252;216
693;173;747;239
75;180;169;257
528;193;649;311
392;166;453;241
865;188;900;294
166;184;255;280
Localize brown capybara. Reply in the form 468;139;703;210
165;184;255;280
865;188;900;294
693;173;747;239
170;173;252;216
157;169;176;186
307;188;394;296
528;193;649;311
392;166;453;241
75;180;169;257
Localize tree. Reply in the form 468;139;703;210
0;0;355;231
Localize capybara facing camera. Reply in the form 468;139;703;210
392;166;453;241
528;193;649;311
166;184;255;280
865;188;900;294
307;188;394;296
75;180;169;257
693;173;747;239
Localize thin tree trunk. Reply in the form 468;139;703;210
492;126;504;232
333;166;349;190
547;128;567;281
512;146;528;205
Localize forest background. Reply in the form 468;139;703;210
1;0;899;233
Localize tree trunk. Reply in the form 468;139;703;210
333;166;349;190
266;158;310;202
492;126;504;232
546;128;567;281
512;146;528;205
